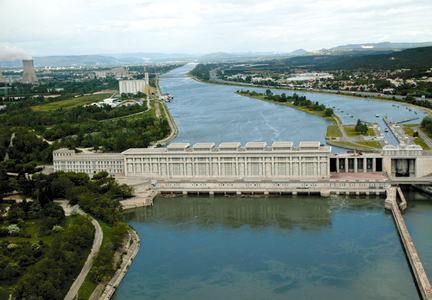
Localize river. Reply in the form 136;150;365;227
112;64;432;300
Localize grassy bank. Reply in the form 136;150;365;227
32;94;112;112
402;124;431;150
236;92;338;124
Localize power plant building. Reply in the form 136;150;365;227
0;66;5;83
21;60;38;83
119;79;146;95
52;142;430;180
95;68;127;79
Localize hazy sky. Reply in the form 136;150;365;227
1;0;432;57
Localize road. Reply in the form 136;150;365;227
64;207;103;300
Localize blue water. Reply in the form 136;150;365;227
113;196;419;300
160;64;423;149
111;65;432;300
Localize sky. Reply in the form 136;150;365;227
1;0;432;57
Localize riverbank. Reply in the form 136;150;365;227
187;72;432;118
91;226;140;300
235;91;338;124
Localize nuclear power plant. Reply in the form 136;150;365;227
0;66;5;83
21;60;38;83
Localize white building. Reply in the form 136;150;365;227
53;142;430;180
119;80;146;95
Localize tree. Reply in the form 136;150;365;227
324;108;334;117
355;119;368;134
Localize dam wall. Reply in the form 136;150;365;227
156;178;390;196
386;188;432;299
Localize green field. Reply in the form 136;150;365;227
413;137;431;150
356;141;382;148
402;125;431;150
344;127;375;137
32;93;112;111
326;125;343;137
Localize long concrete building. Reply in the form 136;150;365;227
53;141;429;180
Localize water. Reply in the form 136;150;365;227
114;195;419;300
160;64;423;149
112;65;432;299
400;186;432;281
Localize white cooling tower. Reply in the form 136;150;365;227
21;60;38;83
0;66;5;83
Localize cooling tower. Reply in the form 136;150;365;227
0;66;5;83
21;60;38;83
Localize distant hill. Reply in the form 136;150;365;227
280;46;432;70
330;42;432;50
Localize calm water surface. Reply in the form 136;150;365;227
113;195;419;300
112;65;432;299
160;64;423;148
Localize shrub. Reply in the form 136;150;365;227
7;224;20;236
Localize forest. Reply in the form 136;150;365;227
0;95;170;172
0;170;133;299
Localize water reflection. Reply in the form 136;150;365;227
114;195;419;300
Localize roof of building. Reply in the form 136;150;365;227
167;143;190;149
299;141;321;148
193;143;215;149
218;142;241;148
245;142;267;148
121;148;168;154
272;142;294;148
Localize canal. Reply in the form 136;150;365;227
112;64;432;299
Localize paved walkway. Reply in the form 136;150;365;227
62;202;103;300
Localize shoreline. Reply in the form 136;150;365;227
90;226;141;300
187;73;432;118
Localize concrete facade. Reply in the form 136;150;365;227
0;66;5;83
21;60;38;83
52;142;430;182
122;142;331;179
53;148;124;175
119;79;146;95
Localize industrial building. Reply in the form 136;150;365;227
53;142;429;180
119;79;146;95
94;67;127;79
21;60;38;83
0;66;5;83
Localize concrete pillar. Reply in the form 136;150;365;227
336;158;339;173
366;191;370;195
264;191;269;195
292;192;297;196
236;191;242;195
354;158;358;173
409;159;415;177
183;191;188;195
373;158;376;172
346;191;350;195
345;158;348;173
391;159;396;177
320;190;330;197
209;191;214;195
363;158;367;173
356;191;360;195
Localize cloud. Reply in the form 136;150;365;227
0;44;32;61
0;0;431;55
